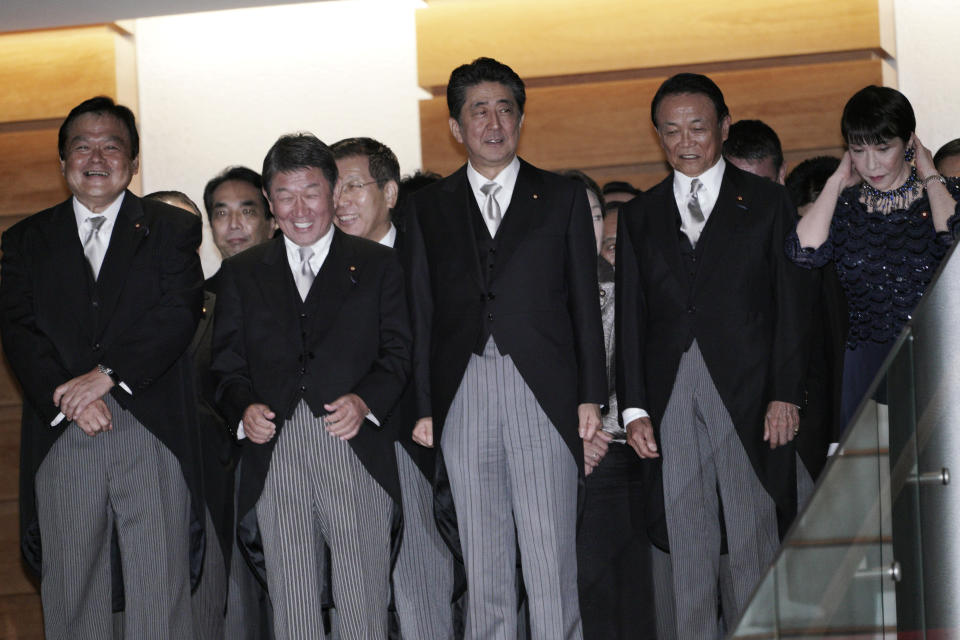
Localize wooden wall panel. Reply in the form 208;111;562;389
420;58;883;177
0;403;22;503
0;27;119;123
0;592;44;640
0;502;34;598
417;0;886;90
0;126;69;217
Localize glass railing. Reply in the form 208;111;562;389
728;242;960;639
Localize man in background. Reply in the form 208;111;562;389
723;119;786;184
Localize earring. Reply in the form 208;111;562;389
905;146;915;163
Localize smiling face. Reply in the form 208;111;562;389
265;168;334;247
449;81;523;179
60;112;139;212
655;92;730;178
848;138;912;192
334;154;396;242
209;179;276;258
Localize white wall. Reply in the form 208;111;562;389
135;0;428;276
892;0;960;154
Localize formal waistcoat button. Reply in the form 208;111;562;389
487;312;494;321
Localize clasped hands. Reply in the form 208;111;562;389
53;367;116;437
242;393;370;444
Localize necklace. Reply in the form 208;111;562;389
859;166;922;215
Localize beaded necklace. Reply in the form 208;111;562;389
859;166;923;215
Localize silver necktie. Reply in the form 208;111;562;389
480;181;502;232
687;178;705;224
296;246;315;301
83;215;108;279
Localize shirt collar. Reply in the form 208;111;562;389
283;222;335;271
377;222;397;249
466;155;520;200
673;156;726;198
73;192;125;234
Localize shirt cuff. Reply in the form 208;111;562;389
237;420;246;440
622;407;650;424
118;381;133;395
50;412;65;427
366;412;380;427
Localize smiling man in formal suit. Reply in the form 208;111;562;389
0;97;205;639
332;136;456;640
211;133;411;639
403;57;606;639
616;73;812;639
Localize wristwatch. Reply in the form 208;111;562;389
97;364;119;384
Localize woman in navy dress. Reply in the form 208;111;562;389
787;85;960;430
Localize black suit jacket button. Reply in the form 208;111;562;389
93;343;102;351
487;292;495;300
487;312;494;321
687;306;696;313
299;385;306;392
489;247;496;254
299;367;306;375
92;300;100;308
299;312;307;319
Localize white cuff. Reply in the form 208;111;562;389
50;412;65;427
366;412;380;427
622;407;650;424
237;420;246;440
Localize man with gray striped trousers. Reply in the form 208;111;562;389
0;97;204;638
212;133;411;639
404;57;607;639
616;73;812;639
331;136;456;639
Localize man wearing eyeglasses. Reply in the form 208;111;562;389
332;136;456;639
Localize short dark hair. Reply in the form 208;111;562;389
447;57;526;121
331;137;400;187
144;190;201;217
261;133;338;194
934;138;960;173
651;73;729;127
601;180;640;199
560;169;605;216
203;166;272;223
58;96;139;160
723;119;784;171
785;156;841;209
841;85;915;146
395;170;442;226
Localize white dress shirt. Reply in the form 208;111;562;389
466;156;520;237
621;158;726;427
378;222;397;249
282;224;334;280
51;194;133;427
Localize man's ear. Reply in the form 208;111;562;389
383;180;399;209
449;117;464;145
777;164;787;185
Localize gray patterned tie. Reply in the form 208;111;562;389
687;178;705;224
83;215;108;279
480;181;502;232
296;246;315;301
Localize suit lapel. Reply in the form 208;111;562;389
92;192;150;331
696;164;744;266
254;237;304;355
489;160;539;283
649;176;686;279
443;168;484;291
302;230;354;342
42;199;92;329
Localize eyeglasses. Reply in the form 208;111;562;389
341;180;379;194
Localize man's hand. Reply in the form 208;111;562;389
412;417;434;448
764;400;799;449
584;429;612;476
578;403;602;442
323;393;368;441
242;403;276;444
626;417;659;459
74;398;113;437
53;367;114;421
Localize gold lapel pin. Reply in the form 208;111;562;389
532;194;539;200
349;265;357;271
736;195;744;202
